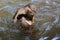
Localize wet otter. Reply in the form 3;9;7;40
13;3;36;34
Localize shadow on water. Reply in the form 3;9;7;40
0;0;60;40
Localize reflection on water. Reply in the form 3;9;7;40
39;34;60;40
0;0;60;40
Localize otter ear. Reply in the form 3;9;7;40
28;5;36;13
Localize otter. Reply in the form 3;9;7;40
13;3;36;35
13;3;36;27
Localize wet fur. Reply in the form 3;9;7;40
13;3;36;34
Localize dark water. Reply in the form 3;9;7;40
0;0;60;40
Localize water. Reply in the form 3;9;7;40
0;0;60;40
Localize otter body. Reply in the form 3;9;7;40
13;3;36;34
13;3;36;27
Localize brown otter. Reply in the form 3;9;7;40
13;3;37;35
13;3;36;27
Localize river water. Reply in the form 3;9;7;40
0;0;60;40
